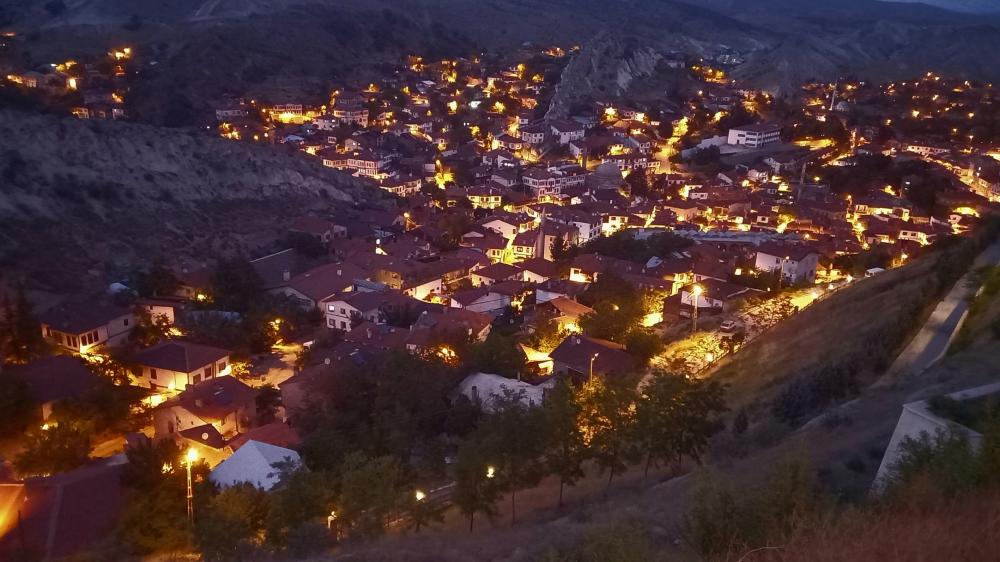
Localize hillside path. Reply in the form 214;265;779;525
878;240;1000;385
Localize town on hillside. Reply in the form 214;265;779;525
2;35;1000;561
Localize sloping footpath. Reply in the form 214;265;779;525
878;241;1000;386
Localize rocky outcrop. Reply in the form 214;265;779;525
545;35;662;120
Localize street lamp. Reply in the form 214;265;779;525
589;352;600;381
186;448;198;523
486;466;496;479
691;284;703;334
778;256;790;290
415;490;426;502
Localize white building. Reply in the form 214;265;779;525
210;440;301;491
453;372;552;413
754;243;818;284
727;124;782;148
549;120;585;145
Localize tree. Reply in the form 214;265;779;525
452;437;502;532
577;273;647;343
51;377;145;434
550;236;572;261
130;307;173;347
542;380;589;508
526;316;569;354
117;439;213;554
0;375;36;437
404;488;446;532
463;333;526;379
478;391;548;524
1;287;47;364
671;375;728;466
624;170;650;198
14;422;91;477
195;484;269;561
688;145;721;166
337;452;404;537
209;258;263;313
624;330;665;364
576;377;637;490
133;261;181;298
284;232;328;259
634;372;727;478
255;383;281;424
265;466;336;549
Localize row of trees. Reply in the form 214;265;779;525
172;357;726;556
451;372;727;530
576;273;668;363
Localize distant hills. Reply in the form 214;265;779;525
3;0;1000;116
884;0;999;13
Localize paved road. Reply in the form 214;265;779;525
880;241;1000;384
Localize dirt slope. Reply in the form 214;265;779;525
0;109;389;290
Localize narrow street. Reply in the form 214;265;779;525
879;240;1000;385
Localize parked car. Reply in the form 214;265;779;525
719;319;744;336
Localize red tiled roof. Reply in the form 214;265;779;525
549;335;636;376
287;262;371;301
134;341;230;373
229;422;302;450
158;376;256;422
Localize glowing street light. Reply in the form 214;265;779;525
486;466;496;479
691;284;703;334
415;490;427;502
589;352;600;380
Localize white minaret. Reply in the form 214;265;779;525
829;79;839;112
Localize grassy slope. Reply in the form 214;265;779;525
711;250;943;408
750;487;1000;562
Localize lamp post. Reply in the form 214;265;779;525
589;352;600;381
186;448;197;524
778;256;790;290
691;284;703;334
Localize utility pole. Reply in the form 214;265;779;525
186;448;197;524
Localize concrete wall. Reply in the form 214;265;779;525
872;382;1000;493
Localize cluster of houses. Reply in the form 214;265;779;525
3;40;999;557
209;46;675;205
2;41;132;120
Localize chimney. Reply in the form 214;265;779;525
282;269;291;282
195;399;203;408
337;269;342;276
